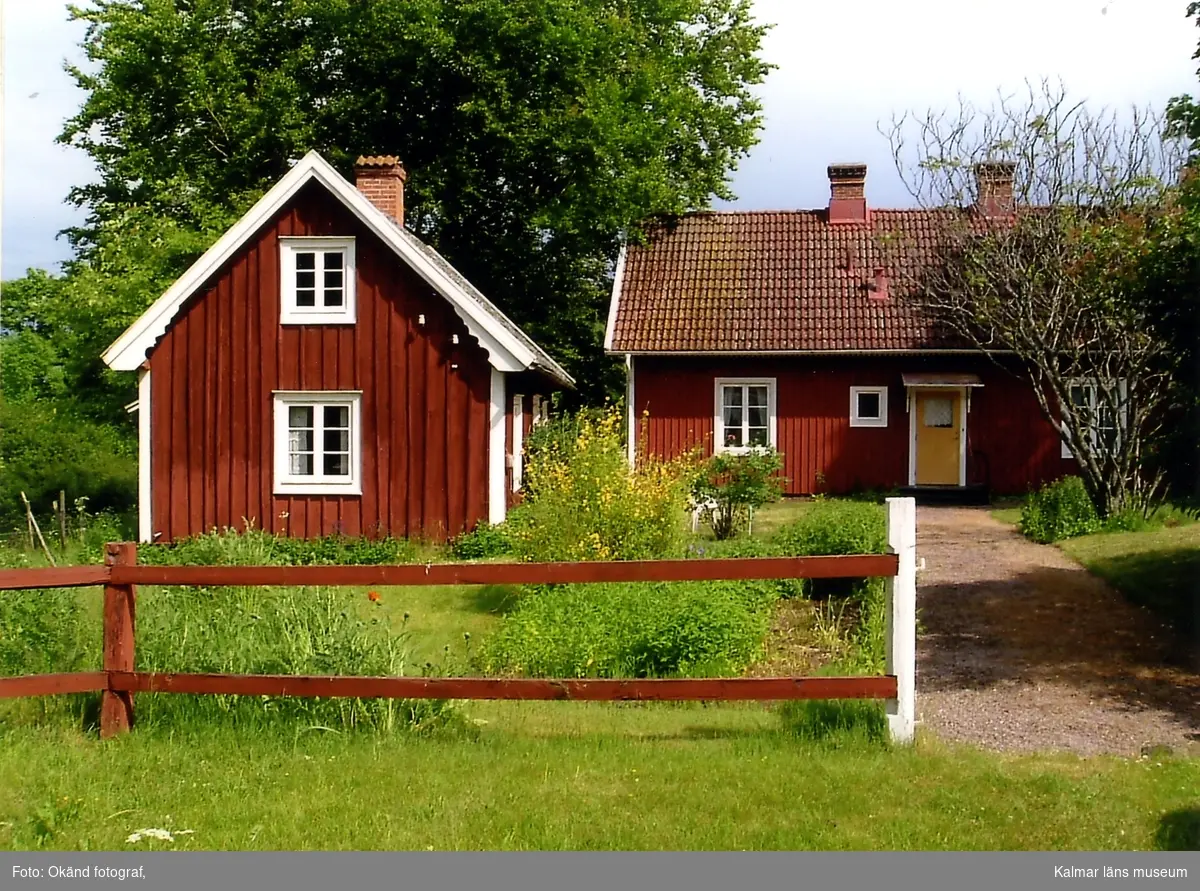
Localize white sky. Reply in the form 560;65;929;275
2;0;1198;279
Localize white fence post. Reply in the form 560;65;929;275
884;496;917;744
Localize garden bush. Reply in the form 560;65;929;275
770;500;888;599
450;523;512;560
509;406;694;561
479;580;779;678
691;448;785;540
1019;476;1101;543
771;500;888;557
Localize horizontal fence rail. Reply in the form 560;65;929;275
0;555;900;590
0;497;918;743
107;673;899;702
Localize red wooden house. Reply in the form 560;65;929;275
104;151;572;543
605;162;1085;501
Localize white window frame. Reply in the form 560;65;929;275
850;386;889;428
512;393;524;492
1060;378;1128;459
280;236;357;325
273;391;363;495
714;378;777;454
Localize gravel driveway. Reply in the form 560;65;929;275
915;507;1200;757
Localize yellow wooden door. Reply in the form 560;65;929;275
914;390;961;485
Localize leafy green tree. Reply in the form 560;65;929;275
58;0;773;402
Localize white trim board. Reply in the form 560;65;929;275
102;151;572;387
625;354;636;467
489;369;507;525
137;368;152;543
603;243;628;351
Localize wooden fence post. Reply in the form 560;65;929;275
101;541;137;739
884;497;917;744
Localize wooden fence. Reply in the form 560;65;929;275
0;498;918;743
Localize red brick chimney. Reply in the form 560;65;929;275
974;160;1016;218
828;163;868;224
354;155;407;225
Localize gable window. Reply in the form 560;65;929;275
850;386;888;428
280;237;356;324
714;378;776;452
1060;379;1126;459
273;392;362;494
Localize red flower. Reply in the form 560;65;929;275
367;590;381;603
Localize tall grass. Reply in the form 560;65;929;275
132;582;459;733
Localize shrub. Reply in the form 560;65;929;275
691;448;786;539
772;500;888;557
510;406;694;561
479;580;779;678
1019;476;1101;543
134;583;457;733
450;523;512;560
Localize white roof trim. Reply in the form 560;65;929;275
103;151;570;385
602;242;627;352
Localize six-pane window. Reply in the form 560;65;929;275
716;380;774;451
281;238;356;324
274;393;361;494
1061;380;1125;459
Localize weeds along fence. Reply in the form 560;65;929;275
0;499;918;743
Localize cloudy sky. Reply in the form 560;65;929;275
2;0;1198;279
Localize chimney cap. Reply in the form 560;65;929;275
354;155;408;180
828;163;867;180
974;159;1016;178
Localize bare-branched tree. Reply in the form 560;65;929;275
880;79;1187;517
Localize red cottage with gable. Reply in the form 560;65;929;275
104;151;571;542
605;162;1085;501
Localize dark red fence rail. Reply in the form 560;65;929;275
0;542;902;739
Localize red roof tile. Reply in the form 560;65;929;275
609;208;974;353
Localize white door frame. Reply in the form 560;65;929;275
907;386;968;487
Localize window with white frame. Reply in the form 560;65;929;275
715;379;776;452
849;386;888;428
1061;379;1126;459
273;392;362;494
280;237;356;324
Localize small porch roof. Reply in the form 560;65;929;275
901;372;984;388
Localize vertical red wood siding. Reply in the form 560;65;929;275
148;181;493;541
633;355;1075;496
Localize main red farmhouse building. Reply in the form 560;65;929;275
104;151;572;543
605;162;1080;501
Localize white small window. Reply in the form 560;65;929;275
280;237;356;324
1061;379;1127;459
273;392;362;494
714;378;777;453
850;386;888;428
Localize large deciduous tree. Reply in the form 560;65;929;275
57;0;772;404
881;80;1186;517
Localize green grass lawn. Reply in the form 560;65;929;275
1059;524;1200;639
1;720;1198;850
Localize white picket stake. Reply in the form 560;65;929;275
884;496;917;744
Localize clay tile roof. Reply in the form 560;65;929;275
609;208;976;353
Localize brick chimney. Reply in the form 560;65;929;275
828;163;868;224
354;155;407;225
974;160;1016;218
